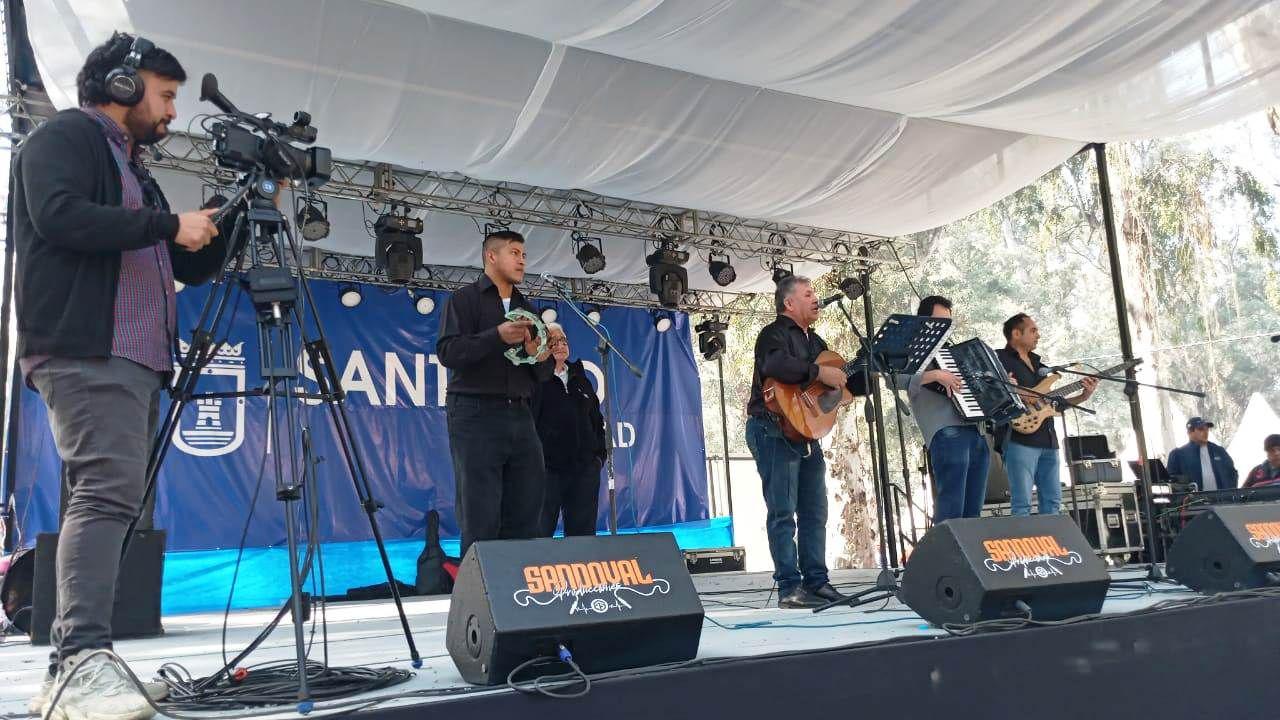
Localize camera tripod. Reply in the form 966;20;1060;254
125;171;421;710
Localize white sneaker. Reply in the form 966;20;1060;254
41;652;156;720
30;669;168;717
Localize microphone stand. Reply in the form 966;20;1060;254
1052;366;1204;399
542;280;643;535
1053;365;1198;580
813;298;905;612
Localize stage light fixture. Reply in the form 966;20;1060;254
339;284;362;308
646;243;689;309
296;197;330;241
695;317;729;361
540;306;558;324
413;292;435;315
585;305;603;325
652;310;674;333
374;210;424;284
572;232;607;274
708;251;736;287
771;261;795;284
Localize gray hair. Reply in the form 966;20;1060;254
774;275;812;313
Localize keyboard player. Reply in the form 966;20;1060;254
895;296;991;522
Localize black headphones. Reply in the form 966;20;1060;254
103;34;155;106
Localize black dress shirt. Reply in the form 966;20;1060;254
747;315;867;418
996;346;1057;449
436;274;553;399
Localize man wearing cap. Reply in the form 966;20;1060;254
1166;417;1238;491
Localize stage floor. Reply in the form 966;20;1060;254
0;567;1203;718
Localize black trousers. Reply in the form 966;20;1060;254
446;394;546;557
541;461;602;537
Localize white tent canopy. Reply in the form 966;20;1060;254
21;0;1280;291
1227;393;1280;472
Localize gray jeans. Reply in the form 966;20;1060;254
29;357;163;672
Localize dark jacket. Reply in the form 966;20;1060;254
435;274;554;399
12;109;227;360
1167;440;1238;490
533;360;607;472
1244;461;1280;488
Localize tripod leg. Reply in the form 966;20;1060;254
301;331;422;667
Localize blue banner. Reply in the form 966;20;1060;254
11;277;710;555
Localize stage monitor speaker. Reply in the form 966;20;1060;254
31;530;166;645
446;533;703;686
900;515;1109;626
1165;503;1280;593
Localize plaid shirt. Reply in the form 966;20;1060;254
80;108;176;373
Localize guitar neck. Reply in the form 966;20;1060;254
1051;362;1134;397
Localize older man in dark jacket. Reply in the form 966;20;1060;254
533;323;607;536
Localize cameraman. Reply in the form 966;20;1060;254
13;32;225;720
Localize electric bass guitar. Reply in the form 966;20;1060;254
762;350;858;442
1008;359;1141;435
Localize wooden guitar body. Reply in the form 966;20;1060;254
762;350;853;442
1009;374;1062;435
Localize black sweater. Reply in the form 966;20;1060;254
12;109;228;360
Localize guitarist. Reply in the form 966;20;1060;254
745;275;866;609
996;313;1097;516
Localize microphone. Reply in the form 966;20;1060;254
541;274;573;296
199;73;238;115
1272;334;1279;343
818;293;843;309
1036;366;1055;378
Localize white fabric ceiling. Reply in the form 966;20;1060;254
21;0;1280;292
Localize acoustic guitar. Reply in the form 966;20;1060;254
1008;359;1140;435
762;350;857;442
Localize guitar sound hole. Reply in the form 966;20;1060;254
817;387;843;413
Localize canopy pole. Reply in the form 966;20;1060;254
1092;142;1164;577
716;354;734;545
0;0;26;553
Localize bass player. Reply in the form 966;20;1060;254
996;313;1097;516
745;275;866;608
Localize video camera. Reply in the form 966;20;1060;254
200;73;331;187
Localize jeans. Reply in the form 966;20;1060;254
447;394;547;557
745;416;828;596
542;461;602;537
1004;440;1062;516
28;357;163;674
928;425;990;522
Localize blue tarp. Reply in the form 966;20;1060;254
162;517;733;614
10;277;718;611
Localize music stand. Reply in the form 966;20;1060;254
815;314;951;613
1127;458;1173;484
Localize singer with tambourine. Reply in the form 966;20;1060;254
436;229;554;557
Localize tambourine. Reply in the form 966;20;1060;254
504;308;548;366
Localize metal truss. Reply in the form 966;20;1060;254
286;246;773;318
1;88;904;317
142;129;903;270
